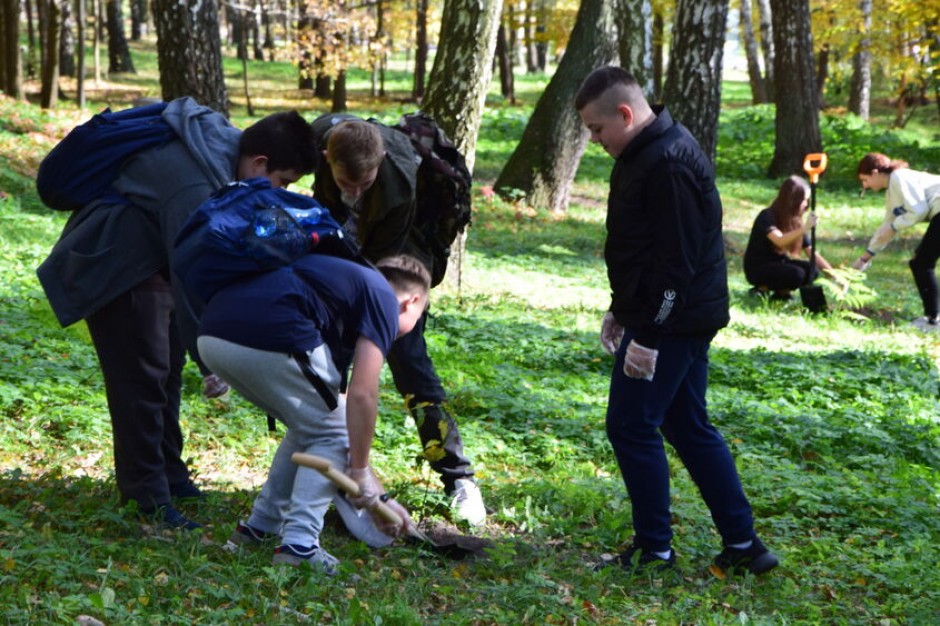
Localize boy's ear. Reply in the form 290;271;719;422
617;103;635;127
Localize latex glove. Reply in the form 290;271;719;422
345;465;383;510
851;256;872;272
371;496;413;538
600;312;624;355
623;340;658;381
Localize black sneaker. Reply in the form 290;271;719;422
712;538;778;576
169;480;206;501
595;545;676;574
224;521;277;551
141;503;201;531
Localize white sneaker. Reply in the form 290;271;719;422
451;478;486;526
911;317;940;332
332;493;394;548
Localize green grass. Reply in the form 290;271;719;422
1;44;939;625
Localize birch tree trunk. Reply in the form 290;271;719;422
739;0;767;103
661;0;729;163
616;0;653;96
848;0;871;120
422;0;503;173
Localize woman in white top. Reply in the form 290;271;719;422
852;153;940;330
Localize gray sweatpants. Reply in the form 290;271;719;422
197;336;348;548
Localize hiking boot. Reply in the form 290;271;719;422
272;544;339;574
595;545;675;574
141;503;201;531
712;538;779;576
332;493;394;548
450;478;486;526
169;480;206;501
223;521;277;552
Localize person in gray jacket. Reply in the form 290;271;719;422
37;99;318;529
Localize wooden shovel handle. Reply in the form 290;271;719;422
291;452;403;527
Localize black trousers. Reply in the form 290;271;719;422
385;310;474;490
746;258;818;291
85;272;190;508
909;214;940;320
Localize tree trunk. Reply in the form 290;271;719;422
615;0;653;96
767;0;820;177
107;0;135;74
423;0;504;173
413;0;428;100
495;21;514;102
251;1;264;60
816;42;829;109
59;0;73;77
2;0;24;97
739;0;767;104
848;0;871;119
130;0;147;40
661;0;728;163
331;68;346;112
651;7;663;101
524;0;537;73
494;0;617;211
152;0;228;114
755;0;774;100
40;0;61;108
76;0;84;107
25;0;37;78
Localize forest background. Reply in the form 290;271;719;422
1;0;939;624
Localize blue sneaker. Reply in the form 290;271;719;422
273;544;339;574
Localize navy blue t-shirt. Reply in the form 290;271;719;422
198;255;399;370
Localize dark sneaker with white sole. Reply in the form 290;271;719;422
712;538;779;576
223;521;277;551
273;544;339;574
595;545;676;574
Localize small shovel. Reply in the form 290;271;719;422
800;152;828;313
291;452;487;560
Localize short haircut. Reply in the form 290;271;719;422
239;111;319;175
326;120;385;180
857;152;909;176
574;66;646;113
376;255;431;299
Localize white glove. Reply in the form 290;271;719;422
346;466;411;537
803;212;818;229
623;340;658;381
851;256;872;272
600;312;624;355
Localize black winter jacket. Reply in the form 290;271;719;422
605;107;729;348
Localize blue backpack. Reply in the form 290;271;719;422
36;102;177;212
174;177;368;307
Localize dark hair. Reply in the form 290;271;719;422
376;255;431;297
574;66;640;111
769;176;810;242
238;111;319;175
856;152;909;176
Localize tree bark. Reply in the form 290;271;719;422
331;69;346;112
767;0;820;177
755;0;774;100
130;0;147;40
59;0;73;77
616;0;654;96
495;21;515;102
107;0;136;74
739;0;767;104
423;0;503;173
651;7;664;101
661;0;728;163
2;0;24;97
152;0;228;114
40;0;61;108
848;0;871;119
413;0;428;100
76;0;84;107
494;0;617;211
